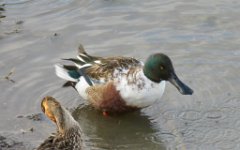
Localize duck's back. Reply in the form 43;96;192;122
37;129;82;150
84;56;142;81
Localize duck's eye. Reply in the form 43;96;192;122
160;66;164;70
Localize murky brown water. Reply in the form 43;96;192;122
0;0;240;149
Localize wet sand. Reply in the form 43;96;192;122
0;0;240;149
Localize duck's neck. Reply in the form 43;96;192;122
55;107;80;135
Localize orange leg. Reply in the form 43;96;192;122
102;111;109;116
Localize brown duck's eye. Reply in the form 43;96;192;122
160;66;164;70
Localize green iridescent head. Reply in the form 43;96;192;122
143;53;193;95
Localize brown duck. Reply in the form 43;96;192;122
37;96;82;150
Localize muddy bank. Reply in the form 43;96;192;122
0;135;28;150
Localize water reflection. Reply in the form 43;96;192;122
72;105;165;150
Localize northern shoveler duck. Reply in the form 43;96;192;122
55;45;193;113
37;96;82;150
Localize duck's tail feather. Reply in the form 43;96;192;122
62;58;85;66
62;81;77;89
55;64;93;86
55;64;80;82
62;44;102;69
77;44;102;63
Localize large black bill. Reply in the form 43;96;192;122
169;73;193;95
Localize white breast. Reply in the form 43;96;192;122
75;76;91;100
115;70;166;108
75;69;166;108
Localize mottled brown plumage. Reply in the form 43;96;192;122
85;56;141;80
65;45;142;81
37;96;82;150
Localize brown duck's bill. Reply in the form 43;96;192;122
168;73;193;95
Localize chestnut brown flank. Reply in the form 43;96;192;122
86;82;137;113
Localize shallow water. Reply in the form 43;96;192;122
0;0;240;149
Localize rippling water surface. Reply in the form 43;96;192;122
0;0;240;149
